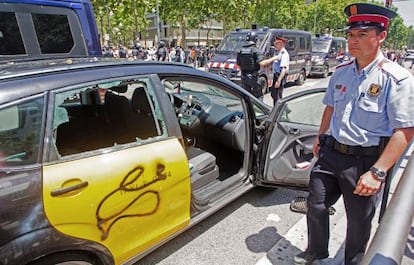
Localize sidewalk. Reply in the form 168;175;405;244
255;141;414;265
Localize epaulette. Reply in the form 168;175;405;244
335;60;354;70
378;58;410;82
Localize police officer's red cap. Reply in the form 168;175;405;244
343;3;397;30
274;36;287;43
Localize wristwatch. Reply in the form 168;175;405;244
370;166;387;182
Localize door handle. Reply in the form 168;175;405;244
289;128;300;135
51;181;89;197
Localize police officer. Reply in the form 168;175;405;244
270;36;289;104
236;32;264;99
294;3;414;265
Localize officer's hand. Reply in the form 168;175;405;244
312;137;320;158
275;80;281;88
354;171;382;196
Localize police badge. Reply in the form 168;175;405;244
367;83;381;97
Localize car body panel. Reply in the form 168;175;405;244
43;138;191;264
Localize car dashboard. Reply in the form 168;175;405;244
170;89;246;152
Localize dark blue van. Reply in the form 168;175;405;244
309;35;348;78
0;0;101;60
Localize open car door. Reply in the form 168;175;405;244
255;88;326;188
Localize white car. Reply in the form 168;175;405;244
405;49;414;61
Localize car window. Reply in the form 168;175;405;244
52;77;167;158
279;92;325;126
0;11;26;55
0;97;45;166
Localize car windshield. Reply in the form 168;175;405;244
216;32;267;54
312;39;331;53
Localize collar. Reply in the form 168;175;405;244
354;52;385;76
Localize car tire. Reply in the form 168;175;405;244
295;69;306;85
28;252;101;265
322;66;329;78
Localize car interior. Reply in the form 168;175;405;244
54;81;162;156
161;78;250;211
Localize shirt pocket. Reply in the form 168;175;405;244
357;97;380;113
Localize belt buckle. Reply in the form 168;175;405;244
337;143;349;154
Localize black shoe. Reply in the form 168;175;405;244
293;251;327;265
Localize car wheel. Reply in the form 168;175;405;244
322;66;329;78
28;252;101;265
259;76;268;94
295;69;306;85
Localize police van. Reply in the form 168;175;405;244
0;0;102;60
207;26;312;93
309;35;349;78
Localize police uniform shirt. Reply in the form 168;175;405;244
323;52;414;146
272;47;289;74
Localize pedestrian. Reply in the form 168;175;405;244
156;41;167;61
260;36;290;105
293;3;414;265
236;32;264;100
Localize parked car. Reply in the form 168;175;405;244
405;49;414;62
0;58;326;265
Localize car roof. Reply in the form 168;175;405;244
0;57;229;104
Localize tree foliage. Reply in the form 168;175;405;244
91;0;414;49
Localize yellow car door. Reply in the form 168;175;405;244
43;79;191;264
43;139;190;264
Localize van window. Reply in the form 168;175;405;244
0;12;25;55
299;37;306;51
33;13;74;54
286;36;296;51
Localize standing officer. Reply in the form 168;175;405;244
261;36;290;105
269;36;289;105
236;32;264;99
294;3;414;265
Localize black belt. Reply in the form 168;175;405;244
323;135;381;156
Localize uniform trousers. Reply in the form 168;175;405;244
306;142;381;265
270;72;287;105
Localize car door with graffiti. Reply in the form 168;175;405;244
42;77;191;264
257;89;326;188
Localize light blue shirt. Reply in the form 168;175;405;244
323;52;414;146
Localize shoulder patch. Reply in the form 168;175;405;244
378;59;410;82
335;60;354;70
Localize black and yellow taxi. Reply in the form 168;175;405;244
0;58;325;265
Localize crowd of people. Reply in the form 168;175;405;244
101;43;216;68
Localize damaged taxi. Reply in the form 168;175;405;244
0;58;325;265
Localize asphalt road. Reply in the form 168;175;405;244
136;62;414;265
